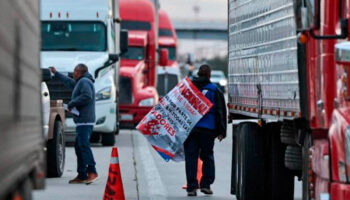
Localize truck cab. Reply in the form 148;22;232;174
118;0;159;127
40;0;124;146
157;10;180;97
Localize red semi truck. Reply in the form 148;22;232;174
228;0;350;200
119;0;168;127
157;10;180;97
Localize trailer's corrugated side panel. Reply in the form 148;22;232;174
0;0;43;197
228;0;300;119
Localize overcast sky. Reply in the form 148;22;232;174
159;0;227;22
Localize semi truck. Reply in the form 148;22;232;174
228;0;350;200
0;0;46;199
119;0;167;127
40;0;127;146
157;9;181;97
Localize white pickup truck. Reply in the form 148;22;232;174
42;69;66;177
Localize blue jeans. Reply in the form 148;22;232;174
184;127;216;191
75;125;96;179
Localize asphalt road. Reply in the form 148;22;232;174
33;125;302;200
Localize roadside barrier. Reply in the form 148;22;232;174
103;147;125;200
182;158;203;189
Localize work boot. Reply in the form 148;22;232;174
68;176;88;184
86;172;99;185
187;189;197;197
200;188;213;195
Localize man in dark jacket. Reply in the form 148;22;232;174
184;64;227;196
50;64;98;184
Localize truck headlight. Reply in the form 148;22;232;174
96;87;111;101
138;98;154;106
219;79;227;86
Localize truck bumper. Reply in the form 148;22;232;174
94;101;116;133
331;183;350;200
63;101;117;142
119;105;152;128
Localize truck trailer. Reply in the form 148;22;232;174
157;9;180;97
228;0;350;200
0;0;45;199
40;0;127;146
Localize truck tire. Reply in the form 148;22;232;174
231;125;238;195
101;133;115;146
236;122;265;200
90;132;100;143
281;121;296;145
285;145;302;170
47;120;65;177
265;123;294;200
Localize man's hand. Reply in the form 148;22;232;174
49;66;57;74
217;135;224;142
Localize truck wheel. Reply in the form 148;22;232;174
236;122;265;200
47;120;65;177
285;145;302;170
101;133;115;146
265;123;294;200
90;132;100;143
281;121;296;145
230;125;238;195
302;134;312;200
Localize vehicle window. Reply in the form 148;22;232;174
159;29;173;37
121;47;145;60
41;21;107;51
121;21;151;31
160;46;176;61
211;71;225;79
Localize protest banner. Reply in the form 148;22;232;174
136;77;213;161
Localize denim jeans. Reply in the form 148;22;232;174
75;125;96;179
184;127;216;191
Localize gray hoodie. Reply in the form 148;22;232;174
55;71;96;124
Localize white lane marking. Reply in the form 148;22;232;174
134;130;168;199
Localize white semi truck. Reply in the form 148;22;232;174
40;0;127;146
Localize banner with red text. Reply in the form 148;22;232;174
136;77;213;162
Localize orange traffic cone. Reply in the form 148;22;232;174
182;158;203;189
103;147;125;200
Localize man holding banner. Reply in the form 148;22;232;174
184;65;227;196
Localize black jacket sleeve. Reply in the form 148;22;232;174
214;89;227;138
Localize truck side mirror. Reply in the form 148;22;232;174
159;49;168;67
42;68;52;81
120;29;128;55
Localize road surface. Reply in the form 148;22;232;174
34;125;302;200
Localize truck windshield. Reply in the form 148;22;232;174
121;47;145;60
159;29;173;37
41;21;107;51
160;46;176;61
121;21;151;31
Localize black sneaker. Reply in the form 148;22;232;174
187;189;197;196
200;188;213;195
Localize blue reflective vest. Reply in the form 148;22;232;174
195;83;217;130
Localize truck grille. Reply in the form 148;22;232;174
46;76;73;117
157;74;178;97
119;76;132;104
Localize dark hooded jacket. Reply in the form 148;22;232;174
191;76;227;138
55;71;96;124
